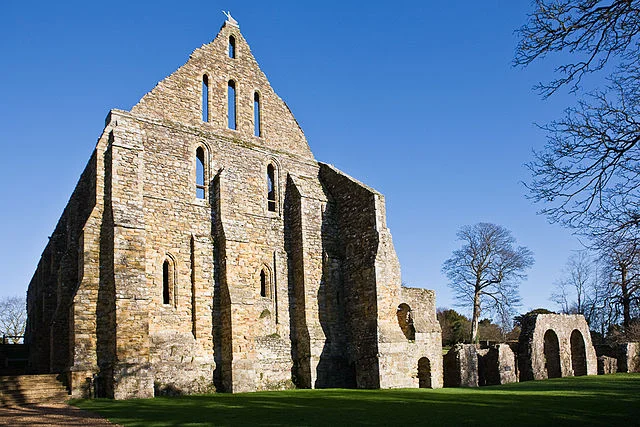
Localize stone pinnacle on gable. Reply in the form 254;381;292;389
222;11;239;28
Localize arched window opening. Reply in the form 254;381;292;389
397;303;416;341
202;75;209;122
267;164;276;212
228;80;236;130
570;329;587;376
254;92;261;137
418;357;432;388
229;35;236;58
543;329;561;379
260;269;267;297
162;260;171;305
196;147;205;199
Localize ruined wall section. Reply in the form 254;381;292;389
286;174;353;389
25;83;117;400
383;287;443;389
518;314;597;381
130;22;313;161
318;163;381;388
25;136;99;378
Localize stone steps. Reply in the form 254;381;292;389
0;374;69;407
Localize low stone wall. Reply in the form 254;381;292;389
443;344;478;387
618;342;640;373
597;356;617;375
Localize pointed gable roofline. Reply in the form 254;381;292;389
129;19;314;160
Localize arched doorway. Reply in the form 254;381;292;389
543;329;561;378
570;329;587;376
418;357;432;388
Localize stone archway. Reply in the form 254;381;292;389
397;303;416;340
418;357;432;388
543;329;561;378
570;329;587;376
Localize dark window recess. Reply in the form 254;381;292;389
228;80;236;130
202;75;209;122
254;92;261;137
196;147;205;199
260;269;267;297
162;260;170;305
267;164;276;212
229;35;236;58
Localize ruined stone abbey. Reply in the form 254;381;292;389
24;17;443;398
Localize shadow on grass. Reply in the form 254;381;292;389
72;373;640;426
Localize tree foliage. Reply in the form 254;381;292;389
516;1;640;239
442;223;534;342
0;296;27;343
437;308;471;346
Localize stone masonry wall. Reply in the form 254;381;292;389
518;314;597;381
318;164;382;388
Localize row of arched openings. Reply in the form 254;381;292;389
200;34;262;137
543;329;588;378
202;78;261;136
194;145;277;212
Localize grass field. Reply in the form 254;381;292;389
72;373;640;426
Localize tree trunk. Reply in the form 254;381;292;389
621;264;631;330
471;291;481;343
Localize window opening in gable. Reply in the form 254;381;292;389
254;92;261;137
202;75;209;122
196;147;205;199
267;164;276;212
228;80;236;130
229;35;236;58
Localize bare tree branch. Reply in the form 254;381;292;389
0;296;27;343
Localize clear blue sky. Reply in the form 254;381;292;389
0;1;584;317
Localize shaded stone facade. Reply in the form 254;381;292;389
517;314;597;381
477;343;517;386
443;344;478;387
24;18;442;399
617;342;640;373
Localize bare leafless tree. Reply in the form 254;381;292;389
516;1;640;240
442;223;534;343
551;250;594;314
599;237;640;329
0;296;27;343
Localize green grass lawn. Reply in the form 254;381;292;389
71;373;640;426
